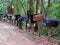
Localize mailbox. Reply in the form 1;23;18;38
33;15;43;21
14;15;21;26
15;15;20;20
6;14;12;20
43;18;58;27
21;16;28;21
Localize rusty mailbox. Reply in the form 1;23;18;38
33;15;43;21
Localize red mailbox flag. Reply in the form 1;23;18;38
47;20;51;24
33;15;43;21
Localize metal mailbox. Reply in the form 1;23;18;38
33;15;43;21
43;18;58;27
21;16;28;21
14;14;21;26
15;15;20;20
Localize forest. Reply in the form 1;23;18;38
0;0;60;40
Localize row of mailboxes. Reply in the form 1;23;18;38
14;14;59;27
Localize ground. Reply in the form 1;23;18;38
0;21;58;45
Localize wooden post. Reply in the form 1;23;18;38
37;21;40;36
31;23;34;34
19;20;22;29
28;0;34;34
38;21;42;37
48;27;52;42
26;20;27;31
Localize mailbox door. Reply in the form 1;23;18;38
33;15;43;21
15;15;20;20
46;21;58;27
51;21;58;27
30;15;34;23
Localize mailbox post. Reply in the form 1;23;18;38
33;15;43;36
30;10;34;34
15;14;20;26
43;18;58;41
0;14;3;21
18;17;22;29
21;16;28;30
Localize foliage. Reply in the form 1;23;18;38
13;0;28;15
0;0;10;14
48;3;60;19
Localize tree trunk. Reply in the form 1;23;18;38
45;0;50;17
36;0;41;36
29;0;34;10
36;0;40;14
28;0;34;34
7;0;13;14
41;0;45;14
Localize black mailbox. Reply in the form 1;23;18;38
43;18;58;27
14;14;21;26
15;15;20;20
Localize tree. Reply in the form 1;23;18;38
45;0;51;17
7;0;14;14
13;0;28;15
28;0;34;34
36;0;40;14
